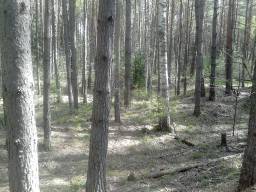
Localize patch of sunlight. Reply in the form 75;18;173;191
52;178;69;186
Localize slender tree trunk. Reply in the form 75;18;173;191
225;0;235;95
82;0;88;104
88;1;96;91
183;0;190;96
218;0;225;55
52;0;62;104
114;0;121;123
43;0;51;150
209;0;218;101
158;0;171;131
69;0;79;109
177;0;183;96
193;0;205;117
241;0;251;88
167;0;175;86
36;0;41;95
85;0;115;191
62;0;74;110
1;0;40;191
124;0;132;107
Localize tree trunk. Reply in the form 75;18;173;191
82;0;88;104
52;0;62;104
43;0;51;151
124;0;132;108
35;0;41;96
62;0;74;110
167;0;175;86
177;0;183;96
114;0;121;123
238;36;256;191
85;0;115;191
158;0;171;131
209;0;218;101
1;0;40;191
88;1;96;91
193;0;205;117
241;0;252;88
183;0;190;96
69;0;79;109
225;0;235;95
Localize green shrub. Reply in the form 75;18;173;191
133;53;145;89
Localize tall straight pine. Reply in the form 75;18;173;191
86;0;115;191
158;0;171;131
1;0;40;191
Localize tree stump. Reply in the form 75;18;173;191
221;133;227;147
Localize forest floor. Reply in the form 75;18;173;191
0;87;254;192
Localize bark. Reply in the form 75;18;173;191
1;0;40;191
238;39;256;191
82;0;88;104
158;0;171;131
114;0;121;123
43;0;51;150
88;1;96;91
85;0;115;191
225;0;235;95
218;0;225;55
144;0;149;94
209;0;218;101
183;0;190;96
52;0;62;104
69;0;79;109
241;0;252;88
167;0;175;86
177;0;183;96
35;0;41;95
124;0;132;107
193;0;205;117
62;0;74;110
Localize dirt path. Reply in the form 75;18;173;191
0;90;250;191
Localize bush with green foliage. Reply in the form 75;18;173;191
133;53;145;89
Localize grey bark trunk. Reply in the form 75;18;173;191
82;0;88;104
62;0;74;110
88;1;96;91
238;37;256;191
193;0;205;117
85;0;115;191
225;0;235;95
124;0;132;108
167;0;175;86
209;0;218;101
176;0;183;96
52;0;62;104
114;0;121;123
69;0;79;109
241;0;252;88
43;0;51;150
158;0;171;131
1;0;40;191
